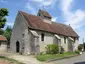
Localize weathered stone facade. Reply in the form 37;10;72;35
10;13;31;55
0;41;7;52
10;11;79;55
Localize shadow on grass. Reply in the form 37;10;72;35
74;61;85;64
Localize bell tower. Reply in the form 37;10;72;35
37;9;52;24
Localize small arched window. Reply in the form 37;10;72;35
41;33;44;41
74;38;75;42
22;33;25;38
64;37;66;43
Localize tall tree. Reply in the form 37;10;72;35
0;8;8;28
3;26;12;45
83;43;85;51
0;29;4;35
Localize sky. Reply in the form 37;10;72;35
0;0;85;43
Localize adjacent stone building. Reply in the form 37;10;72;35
0;35;7;52
10;9;79;55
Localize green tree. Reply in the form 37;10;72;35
83;43;85;51
3;26;12;45
0;8;8;28
0;28;4;35
78;44;83;51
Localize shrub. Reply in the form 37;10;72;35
78;44;83;51
75;50;80;54
40;52;43;55
45;44;59;54
40;52;46;55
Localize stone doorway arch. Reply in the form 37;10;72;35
16;41;20;53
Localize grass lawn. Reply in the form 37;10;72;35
0;56;24;64
36;52;79;61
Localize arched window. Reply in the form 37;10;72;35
22;33;25;38
41;33;44;41
64;37;66;43
74;38;76;42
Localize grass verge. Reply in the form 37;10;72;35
36;52;79;61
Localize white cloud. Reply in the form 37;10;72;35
52;17;57;22
25;3;37;14
60;0;85;29
6;22;14;27
3;22;14;30
31;0;43;2
25;0;57;14
61;0;73;13
60;0;85;43
65;9;85;29
28;0;57;6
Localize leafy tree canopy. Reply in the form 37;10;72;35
0;8;8;28
0;28;4;35
3;26;12;42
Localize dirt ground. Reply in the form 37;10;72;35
0;59;9;64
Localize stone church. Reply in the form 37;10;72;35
10;9;79;55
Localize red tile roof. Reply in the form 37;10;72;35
0;35;7;41
19;11;79;38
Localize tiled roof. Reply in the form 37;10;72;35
19;11;79;38
0;35;7;41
